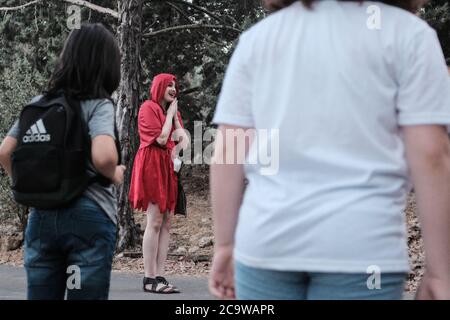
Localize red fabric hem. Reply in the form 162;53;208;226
128;145;178;214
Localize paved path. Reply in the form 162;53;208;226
0;265;415;300
0;265;214;300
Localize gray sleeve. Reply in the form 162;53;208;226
7;120;20;139
87;100;116;140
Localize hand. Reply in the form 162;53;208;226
415;272;450;300
209;244;235;300
112;165;126;186
167;99;178;117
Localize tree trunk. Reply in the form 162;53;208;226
116;0;143;252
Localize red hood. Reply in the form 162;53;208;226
150;73;179;105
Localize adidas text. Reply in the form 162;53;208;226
23;134;51;143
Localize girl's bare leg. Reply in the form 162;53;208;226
156;211;174;276
143;203;163;280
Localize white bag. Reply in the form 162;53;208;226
173;157;182;173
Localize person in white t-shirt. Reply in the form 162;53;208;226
209;0;450;300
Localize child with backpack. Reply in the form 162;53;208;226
0;23;125;300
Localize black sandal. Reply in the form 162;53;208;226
156;276;181;293
143;277;179;294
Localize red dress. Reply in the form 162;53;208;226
129;74;183;213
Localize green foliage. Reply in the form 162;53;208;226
422;0;450;64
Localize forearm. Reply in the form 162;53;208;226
412;158;450;278
174;115;182;130
210;125;248;247
94;160;117;180
171;116;183;143
0;136;18;178
156;114;174;145
210;162;245;247
0;157;12;177
0;159;12;177
91;135;119;180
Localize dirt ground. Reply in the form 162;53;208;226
404;194;425;293
0;182;424;292
113;191;213;276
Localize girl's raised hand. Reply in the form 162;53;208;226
168;99;178;117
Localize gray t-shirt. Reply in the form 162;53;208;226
8;96;118;225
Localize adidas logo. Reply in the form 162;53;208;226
23;119;51;143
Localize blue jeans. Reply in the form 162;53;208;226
235;261;407;300
24;197;117;300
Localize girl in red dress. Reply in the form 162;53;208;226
129;73;186;293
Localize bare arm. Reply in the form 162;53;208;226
0;136;18;177
172;109;190;150
210;125;250;247
209;124;254;299
91;135;125;185
174;110;183;130
404;125;450;299
156;101;177;146
156;113;175;146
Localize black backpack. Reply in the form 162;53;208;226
11;92;117;209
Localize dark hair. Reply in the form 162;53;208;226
47;23;121;100
265;0;422;13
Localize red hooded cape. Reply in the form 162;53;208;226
129;73;183;213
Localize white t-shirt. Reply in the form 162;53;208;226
213;0;450;273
